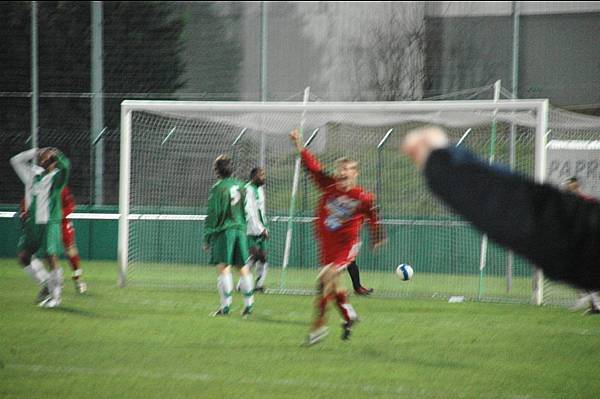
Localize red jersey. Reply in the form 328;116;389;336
301;149;382;266
61;186;76;218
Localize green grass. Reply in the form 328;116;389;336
125;261;579;306
1;259;600;399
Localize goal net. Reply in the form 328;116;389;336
117;100;597;305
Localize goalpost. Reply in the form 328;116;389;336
118;99;553;304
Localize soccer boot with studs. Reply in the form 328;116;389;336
210;306;230;317
303;326;329;347
35;285;50;304
241;305;253;319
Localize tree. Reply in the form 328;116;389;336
296;2;427;101
0;1;186;204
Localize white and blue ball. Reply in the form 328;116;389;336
396;264;414;281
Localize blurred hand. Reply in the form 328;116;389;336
38;147;59;170
289;129;303;152
372;239;387;251
261;229;269;240
203;243;210;253
401;126;450;169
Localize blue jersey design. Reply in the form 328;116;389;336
324;196;360;231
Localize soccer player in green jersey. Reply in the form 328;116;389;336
244;167;269;292
204;155;255;317
10;147;71;308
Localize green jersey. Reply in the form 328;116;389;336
244;182;267;236
204;177;247;245
10;149;70;224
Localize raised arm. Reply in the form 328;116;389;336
52;150;71;191
10;148;38;185
401;125;600;291
289;128;335;190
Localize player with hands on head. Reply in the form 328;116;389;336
10;147;71;308
20;185;87;294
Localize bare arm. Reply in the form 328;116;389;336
289;128;304;153
289;129;336;190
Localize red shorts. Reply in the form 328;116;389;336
61;219;76;248
320;240;362;270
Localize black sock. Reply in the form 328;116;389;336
347;261;361;290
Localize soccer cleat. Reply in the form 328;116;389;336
210;306;230;317
341;319;359;341
38;297;61;309
254;286;265;293
74;280;87;294
35;285;50;304
303;326;329;346
584;307;600;316
241;306;253;319
354;286;374;296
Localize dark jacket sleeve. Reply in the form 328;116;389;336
424;147;600;291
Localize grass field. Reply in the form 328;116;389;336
2;259;600;399
124;261;579;306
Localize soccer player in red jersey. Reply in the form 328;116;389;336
20;185;87;294
290;129;385;345
60;186;87;293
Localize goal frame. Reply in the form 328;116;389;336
118;99;549;304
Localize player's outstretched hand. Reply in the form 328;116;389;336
401;126;450;169
289;129;303;152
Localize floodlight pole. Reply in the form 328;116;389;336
507;1;521;293
31;1;39;149
259;1;268;168
91;1;104;205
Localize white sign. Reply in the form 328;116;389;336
546;140;600;197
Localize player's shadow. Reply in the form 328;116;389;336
358;345;470;370
250;314;307;327
42;306;98;318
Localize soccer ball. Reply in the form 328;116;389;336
396;264;414;281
